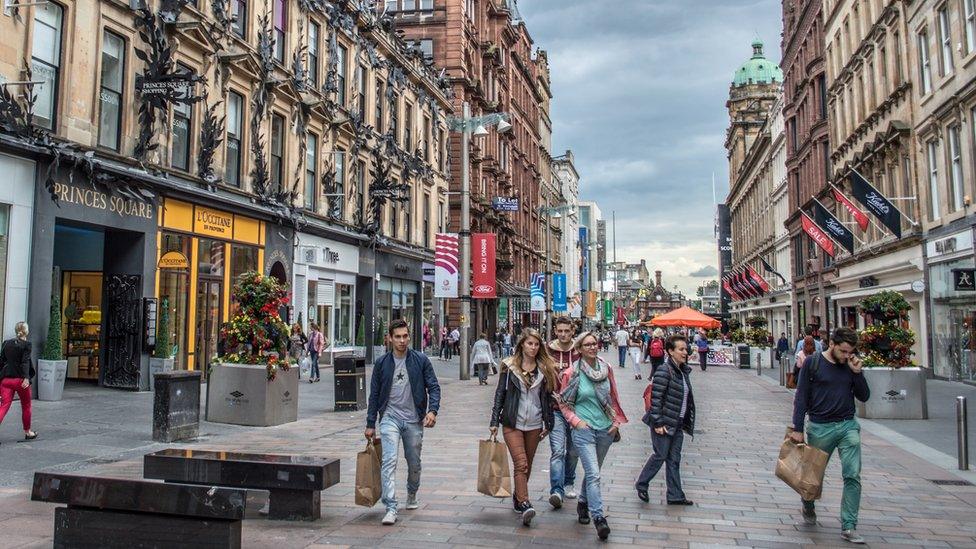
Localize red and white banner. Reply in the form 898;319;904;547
723;275;741;301
801;211;835;257
434;233;459;298
471;233;497;299
832;185;869;231
747;266;770;293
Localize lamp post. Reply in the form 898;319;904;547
448;102;511;381
539;202;576;338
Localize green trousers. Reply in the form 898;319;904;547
802;419;862;530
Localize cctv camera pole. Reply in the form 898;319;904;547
459;102;472;381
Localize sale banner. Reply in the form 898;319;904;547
471;233;497;299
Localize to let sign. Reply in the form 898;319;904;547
491;197;519;212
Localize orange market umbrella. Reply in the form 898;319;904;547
644;306;721;329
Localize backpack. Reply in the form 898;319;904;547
650;339;664;358
642;381;654;412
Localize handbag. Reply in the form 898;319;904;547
477;433;512;498
354;438;383;507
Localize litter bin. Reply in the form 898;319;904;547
153;371;201;442
335;356;367;411
738;345;751;369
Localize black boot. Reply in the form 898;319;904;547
577;500;590;524
594;516;610;541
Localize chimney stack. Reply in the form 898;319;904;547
655;270;662;287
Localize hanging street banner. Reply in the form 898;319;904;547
739;269;763;298
602;300;612;322
812;199;855;255
497;298;510;328
849;170;903;238
472;233;497;299
530;272;546;311
747;266;770;294
801;211;835;257
831;184;869;231
434;233;459;298
553;272;567;311
585;291;597;318
579;227;589;292
491;197;520;211
722;276;741;302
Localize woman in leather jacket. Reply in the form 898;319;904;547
0;321;37;441
489;328;557;526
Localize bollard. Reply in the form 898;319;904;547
779;356;787;386
757;353;762;377
958;396;969;471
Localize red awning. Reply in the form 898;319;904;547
643;306;721;329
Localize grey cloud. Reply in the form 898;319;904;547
689;265;720;277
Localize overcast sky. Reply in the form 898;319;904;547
518;0;782;296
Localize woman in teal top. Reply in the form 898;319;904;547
558;332;628;541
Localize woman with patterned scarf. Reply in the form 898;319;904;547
558;331;628;541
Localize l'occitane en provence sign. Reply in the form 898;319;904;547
194;207;234;238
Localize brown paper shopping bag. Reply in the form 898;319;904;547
775;435;829;501
477;434;512;498
355;438;383;507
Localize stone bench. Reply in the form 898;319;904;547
144;449;340;521
31;472;245;548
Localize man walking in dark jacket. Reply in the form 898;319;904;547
791;327;870;544
635;334;695;506
365;319;441;526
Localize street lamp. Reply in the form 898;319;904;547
448;102;512;381
539;203;576;338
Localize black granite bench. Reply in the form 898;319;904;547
144;449;340;521
31;472;245;548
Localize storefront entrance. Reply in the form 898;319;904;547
195;278;222;372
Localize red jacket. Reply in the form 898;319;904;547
557;358;629;430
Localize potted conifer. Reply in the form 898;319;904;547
37;293;68;401
149;298;175;391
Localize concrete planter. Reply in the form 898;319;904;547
206;363;299;426
148;358;174;392
856;367;928;420
37;359;68;401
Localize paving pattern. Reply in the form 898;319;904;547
3;352;976;547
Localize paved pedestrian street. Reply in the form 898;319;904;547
4;352;976;548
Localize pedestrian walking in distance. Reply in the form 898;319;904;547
648;328;666;376
614;326;629;369
364;319;441;526
0;321;37;442
694;330;709;371
489;328;558;526
559;331;628;541
790;327;870;544
635;334;696;506
307;322;326;383
470;332;496;385
547;316;581;506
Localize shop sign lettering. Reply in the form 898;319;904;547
158;251;189;269
194;208;234;237
54;182;154;219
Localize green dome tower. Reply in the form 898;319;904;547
725;38;783;179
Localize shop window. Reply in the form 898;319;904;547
63;271;103;381
305;133;318;211
32;2;63;131
171;63;194;171
230;244;258;285
271;113;285;192
273;0;286;63
231;0;247;38
157;232;190;370
98;30;125;151
198;238;225;277
226;91;244;187
336;283;353;345
308;21;320;87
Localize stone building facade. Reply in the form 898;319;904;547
782;0;832;337
394;0;548;335
0;1;451;386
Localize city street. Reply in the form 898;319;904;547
3;351;976;548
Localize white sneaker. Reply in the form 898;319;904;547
382;509;397;525
565;488;578;499
406;494;419;510
548;492;563;509
841;530;865;544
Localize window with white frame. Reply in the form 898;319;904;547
927;139;941;220
98;30;125;151
938;5;954;75
171;63;195;171
231;0;247;38
337;44;348;106
31;3;63;131
225;91;244;187
271;113;285;192
273;0;286;63
948;124;964;212
333;151;346;219
918;29;932;94
305;133;318;210
308;21;320;87
967;0;976;54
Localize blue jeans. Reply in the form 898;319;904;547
379;414;424;512
548;412;578;496
503;344;512;356
618;346;627;367
310;352;320;380
571;426;614;520
636;428;686;502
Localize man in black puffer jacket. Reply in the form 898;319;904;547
634;334;696;505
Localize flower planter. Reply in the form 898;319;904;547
855;367;928;420
206;363;299;426
148;357;174;392
36;359;68;401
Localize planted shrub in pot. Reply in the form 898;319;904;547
149;298;175;391
37;293;68;401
